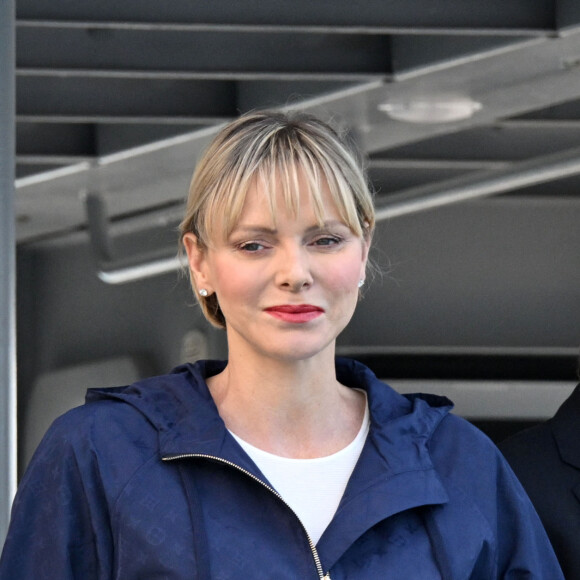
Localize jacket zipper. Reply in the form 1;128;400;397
163;453;331;580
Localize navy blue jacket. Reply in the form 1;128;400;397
0;359;564;579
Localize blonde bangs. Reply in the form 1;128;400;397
243;137;366;238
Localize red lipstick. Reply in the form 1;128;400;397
264;304;324;323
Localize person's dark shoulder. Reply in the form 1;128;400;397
499;422;554;460
498;421;560;487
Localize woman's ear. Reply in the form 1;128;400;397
359;236;371;281
182;233;213;293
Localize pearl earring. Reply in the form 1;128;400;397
358;279;365;288
199;289;208;297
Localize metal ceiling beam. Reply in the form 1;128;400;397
369;158;509;170
368;160;505;195
16;27;391;77
15;79;351;121
15;123;224;242
16;77;238;117
16;121;210;158
391;35;533;73
17;122;96;156
15;0;558;32
351;30;580;154
371;124;580;161
375;145;580;219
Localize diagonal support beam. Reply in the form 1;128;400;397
376;145;580;219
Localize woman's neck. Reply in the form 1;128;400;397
207;348;366;459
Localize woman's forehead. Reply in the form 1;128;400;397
240;177;338;222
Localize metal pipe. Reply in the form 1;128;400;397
375;145;580;220
97;255;185;285
0;0;17;545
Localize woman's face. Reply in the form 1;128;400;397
184;172;369;363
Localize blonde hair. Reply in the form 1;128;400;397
180;110;375;328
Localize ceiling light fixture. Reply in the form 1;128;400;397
378;94;482;124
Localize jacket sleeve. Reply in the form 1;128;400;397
0;409;113;580
430;415;565;579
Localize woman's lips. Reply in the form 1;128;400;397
264;305;324;323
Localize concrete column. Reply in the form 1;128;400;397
0;0;17;545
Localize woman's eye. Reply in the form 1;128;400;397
313;236;341;247
239;241;265;252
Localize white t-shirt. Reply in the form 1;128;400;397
230;397;370;545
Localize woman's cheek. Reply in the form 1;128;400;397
326;262;363;292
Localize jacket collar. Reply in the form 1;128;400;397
87;357;452;564
88;356;453;481
551;383;580;470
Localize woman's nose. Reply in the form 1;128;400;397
275;245;313;291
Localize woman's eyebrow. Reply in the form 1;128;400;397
230;224;278;236
305;220;348;233
231;220;348;236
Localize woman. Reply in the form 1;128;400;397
0;111;563;578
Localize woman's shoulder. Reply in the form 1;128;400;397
425;411;543;536
429;410;506;474
26;393;158;480
25;363;215;480
24;372;185;478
